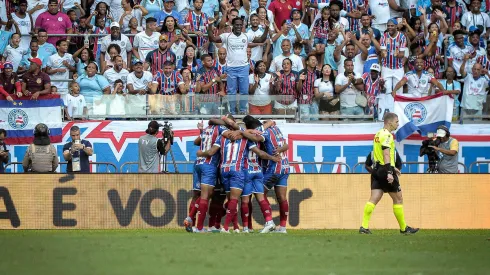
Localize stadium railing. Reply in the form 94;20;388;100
119;161;351;173
468;161;490;173
352;161;468;173
5;161;118;173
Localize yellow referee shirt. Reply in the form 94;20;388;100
373;128;395;167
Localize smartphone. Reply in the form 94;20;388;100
176;29;181;35
397;18;402;24
84;38;89;47
286;19;291;26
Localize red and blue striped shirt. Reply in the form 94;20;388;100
152;70;183;95
215;136;254;172
145;49;177;76
276;70;299;105
380;32;407;70
197;125;228;166
185;11;209;47
261;125;289;175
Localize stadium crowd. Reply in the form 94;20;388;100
0;0;489;120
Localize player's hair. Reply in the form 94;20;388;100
383;112;398;123
243;115;262;129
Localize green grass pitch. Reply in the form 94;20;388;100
0;229;489;275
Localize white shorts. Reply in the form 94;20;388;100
274;100;298;109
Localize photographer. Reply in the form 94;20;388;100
429;125;459;174
62;126;93;173
22;123;59;173
138;121;172;173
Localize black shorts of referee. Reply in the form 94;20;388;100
371;164;401;193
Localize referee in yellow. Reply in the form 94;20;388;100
360;113;419;234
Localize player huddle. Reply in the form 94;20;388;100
184;115;289;233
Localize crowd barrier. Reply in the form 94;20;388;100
1;174;488;229
5;162;118;173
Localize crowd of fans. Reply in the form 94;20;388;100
0;0;489;120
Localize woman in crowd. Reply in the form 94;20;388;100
90;2;113;28
73;44;96;78
178;68;198;114
407;16;424;47
177;46;202;74
273;58;299;116
249;60;273;115
141;0;164;18
124;17;141;46
101;44;127;73
255;7;274;31
438;66;462;121
119;0;148;32
231;0;250;24
77;62;111;104
314;64;338;120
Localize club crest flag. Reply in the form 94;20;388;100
394;93;454;142
0;94;63;144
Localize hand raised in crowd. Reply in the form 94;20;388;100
207;17;216;25
418;6;426;15
6;95;13;102
16;91;23;98
92;11;98;16
299;73;306;81
254;74;260;83
31;92;40;100
133;5;141;9
197;120;204;131
463;54;470;60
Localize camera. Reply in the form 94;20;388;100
161;121;174;145
419;136;441;173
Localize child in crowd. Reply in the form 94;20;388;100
64;82;87;121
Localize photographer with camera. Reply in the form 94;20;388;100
62;126;93;173
138;121;173;173
429;125;459;174
22;123;59;173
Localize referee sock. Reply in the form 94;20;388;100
393;204;407;231
361;202;376;229
196;198;209;230
241;202;249;228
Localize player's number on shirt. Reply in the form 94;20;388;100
203;132;214;152
226;142;240;162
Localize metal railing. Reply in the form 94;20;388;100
468;161;490;173
5;162;118;173
120;161;195;173
352;161;468;173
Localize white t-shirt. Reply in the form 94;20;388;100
269;54;304;73
219;32;255;67
461;12;490;38
61;0;80;10
246;27;265;62
120;9;143;32
390;0;404;18
103;68;130;90
337;54;364;77
27;0;48;23
402;70;434;97
10;13;32;52
248;73;272;106
64;94;86;117
314;78;334;97
462;74;489;111
127;71;153;90
100;34;132;62
249;10;275;30
46;52;75;94
133;31;160;61
170;41;187;63
370;0;390;26
335;73;362;108
4;45;26;72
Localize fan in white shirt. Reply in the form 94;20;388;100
45;40;76;96
269;39;304;73
132;18;160;61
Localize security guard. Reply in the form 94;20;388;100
359;112;419;235
22;123;59;172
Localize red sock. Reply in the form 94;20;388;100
233;211;239;230
215;201;226;228
258;199;273;222
224;199;238;231
248;200;253;229
279;200;289;227
196;198;209;230
189;197;201;225
241;202;249;228
208;199;220;228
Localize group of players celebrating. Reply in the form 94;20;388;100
184;114;289;233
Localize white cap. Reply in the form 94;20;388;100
370;63;381;72
110;22;120;28
436;128;447;138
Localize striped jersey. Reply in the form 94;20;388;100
361;73;383;107
477;54;490;70
152;70;183;95
145;49;177;75
213;60;227;74
196;125;228;166
276;70;299;105
298;69;321;105
312;18;330;39
444;3;465;27
342;0;364;32
184;11;209;47
261;125;289;175
215;136;254;172
197;67;221;102
380;32;407;70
